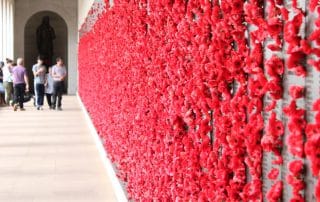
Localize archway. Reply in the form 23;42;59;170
24;11;68;92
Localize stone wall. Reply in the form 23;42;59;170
78;0;95;30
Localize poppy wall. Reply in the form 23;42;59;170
78;0;320;201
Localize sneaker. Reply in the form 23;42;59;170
37;107;40;110
57;107;62;111
20;108;26;111
13;104;18;111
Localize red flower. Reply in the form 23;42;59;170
300;39;312;54
265;79;283;99
284;101;305;158
289;86;304;99
272;156;283;165
292;0;298;8
308;59;320;71
288;160;304;175
261;112;284;154
305;123;320;175
315;17;320;28
309;0;320;12
292;65;307;77
286;174;305;193
308;29;320;43
265;55;284;77
267;44;282;51
314;99;320;111
266;181;283;202
311;48;320;57
268;168;279;180
281;7;289;20
287;51;305;69
316;180;320;201
265;100;277;111
267;17;283;39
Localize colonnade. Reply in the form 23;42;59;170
0;0;14;60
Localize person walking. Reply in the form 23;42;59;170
3;59;14;105
12;58;29;111
32;56;46;110
0;61;5;105
51;57;67;110
45;67;54;109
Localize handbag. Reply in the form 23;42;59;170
23;92;33;103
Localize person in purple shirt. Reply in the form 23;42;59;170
11;58;29;111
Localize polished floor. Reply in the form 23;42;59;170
0;96;117;202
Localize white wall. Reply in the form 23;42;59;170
0;0;14;61
14;0;78;94
78;0;95;30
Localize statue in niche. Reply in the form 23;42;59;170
36;16;56;66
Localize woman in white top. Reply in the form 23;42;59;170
45;67;54;109
2;59;13;105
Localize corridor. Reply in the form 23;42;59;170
0;96;117;202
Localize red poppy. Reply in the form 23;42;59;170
281;7;289;20
265;55;284;77
267;17;283;39
301;39;312;54
268;168;279;180
309;29;320;43
316;180;320;200
288;160;304;175
309;0;320;12
289;86;304;99
267;44;282;51
315;17;320;28
266;181;283;202
265;100;277;111
308;59;320;71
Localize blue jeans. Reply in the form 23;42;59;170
35;83;45;107
52;81;64;108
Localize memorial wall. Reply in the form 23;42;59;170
79;0;320;201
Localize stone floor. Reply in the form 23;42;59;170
0;96;118;202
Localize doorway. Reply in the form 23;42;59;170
24;11;68;93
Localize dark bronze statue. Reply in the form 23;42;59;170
36;16;56;66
